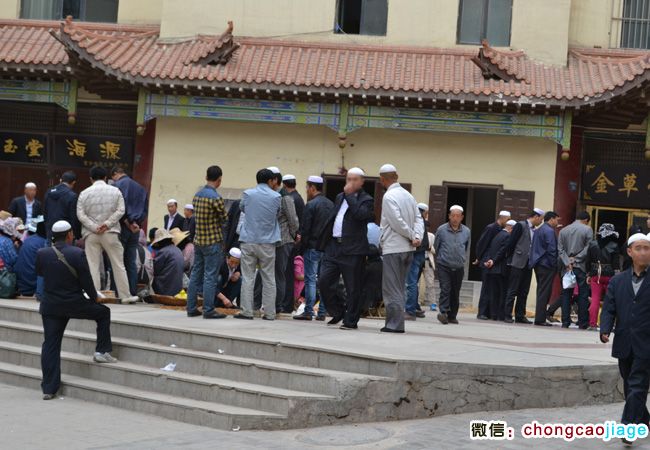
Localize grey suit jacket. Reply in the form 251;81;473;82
510;219;533;269
558;221;593;272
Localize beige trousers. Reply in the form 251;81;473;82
84;232;131;299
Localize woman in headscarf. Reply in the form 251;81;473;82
0;217;23;271
586;223;620;329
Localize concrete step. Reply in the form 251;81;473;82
0;341;335;416
0;361;286;430
0;320;376;397
0;303;398;377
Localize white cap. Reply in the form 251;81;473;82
282;174;296;181
449;205;464;213
52;220;71;233
628;233;650;246
307;175;323;184
229;247;242;259
533;208;545;216
417;203;429;211
498;210;511;217
184;204;193;210
167;199;177;205
506;219;517;226
267;166;281;174
25;182;36;189
379;164;397;174
347;167;365;176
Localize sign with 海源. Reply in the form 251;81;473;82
0;132;47;164
583;163;649;209
53;135;134;170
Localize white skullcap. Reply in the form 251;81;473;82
229;247;242;259
167;199;177;205
52;220;71;233
449;205;464;213
25;182;36;189
267;166;281;174
347;167;365;176
533;208;545;216
379;164;397;174
417;203;429;211
184;204;193;210
307;175;324;184
498;210;511;217
506;219;517;226
282;174;296;181
628;233;650;246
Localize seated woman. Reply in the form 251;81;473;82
151;228;184;296
0;217;23;272
170;228;194;276
14;216;47;296
215;247;242;308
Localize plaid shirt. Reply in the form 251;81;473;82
192;185;226;247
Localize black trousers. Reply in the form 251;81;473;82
437;264;464;319
318;241;365;327
487;273;505;321
504;266;532;320
41;302;112;395
533;265;555;324
619;354;650;425
282;247;297;312
477;268;490;317
274;243;293;313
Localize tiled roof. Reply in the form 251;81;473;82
2;18;650;107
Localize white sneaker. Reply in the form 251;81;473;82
120;296;139;304
93;352;118;363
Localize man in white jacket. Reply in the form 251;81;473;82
378;164;424;333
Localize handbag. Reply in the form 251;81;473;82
0;269;17;298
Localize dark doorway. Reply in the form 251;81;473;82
595;209;631;249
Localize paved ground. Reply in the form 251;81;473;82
2;383;647;449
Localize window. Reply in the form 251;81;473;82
619;0;650;49
335;0;388;36
20;0;118;22
457;0;512;47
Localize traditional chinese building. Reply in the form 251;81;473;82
0;0;649;281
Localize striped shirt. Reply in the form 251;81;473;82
192;185;226;247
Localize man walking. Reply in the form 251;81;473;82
434;205;471;325
236;168;282;321
529;211;560;326
77;166;138;304
44;171;80;241
111;166;148;296
37;220;116;400
504;208;544;323
9;182;43;228
600;233;650;446
558;211;593;329
318;167;374;329
186;166;228;319
293;176;334;321
378;164;423;333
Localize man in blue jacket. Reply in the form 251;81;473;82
529;211;560;326
600;233;650;438
44;171;80;241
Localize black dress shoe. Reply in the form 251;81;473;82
437;312;449;324
204;311;227;319
261;315;275;321
515;317;532;324
561;324;570;328
292;313;312;321
534;321;552;327
187;309;202;317
477;315;489;320
315;316;326;321
340;323;358;330
415;310;426;318
503;318;514;323
448;317;459;324
233;313;254;320
42;393;56;400
327;315;344;325
380;327;404;333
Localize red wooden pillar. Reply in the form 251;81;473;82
132;119;156;231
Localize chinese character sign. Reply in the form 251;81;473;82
583;164;649;209
54;135;133;170
0;132;47;164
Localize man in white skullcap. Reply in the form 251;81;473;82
8;181;42;228
318;167;374;329
281;173;305;312
474;210;511;320
164;198;183;231
434;205;471;324
482;216;515;321
182;203;195;242
600;233;650;442
294;175;334;320
216;247;243;308
377;164;424;333
504;208;545;324
36;220;117;400
404;202;431;320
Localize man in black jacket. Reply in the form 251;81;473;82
600;233;650;441
163;199;184;230
44;171;80;241
36;220;116;401
317;168;374;329
483;221;514;321
9;181;43;228
293;176;334;320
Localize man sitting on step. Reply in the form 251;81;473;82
36;220;117;401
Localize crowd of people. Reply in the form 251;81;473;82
1;163;650;334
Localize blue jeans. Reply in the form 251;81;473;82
120;226;139;296
303;249;326;317
560;268;590;328
187;244;223;315
405;251;425;315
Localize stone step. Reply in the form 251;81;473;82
0;320;378;397
0;361;286;430
0;341;336;417
0;303;398;377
